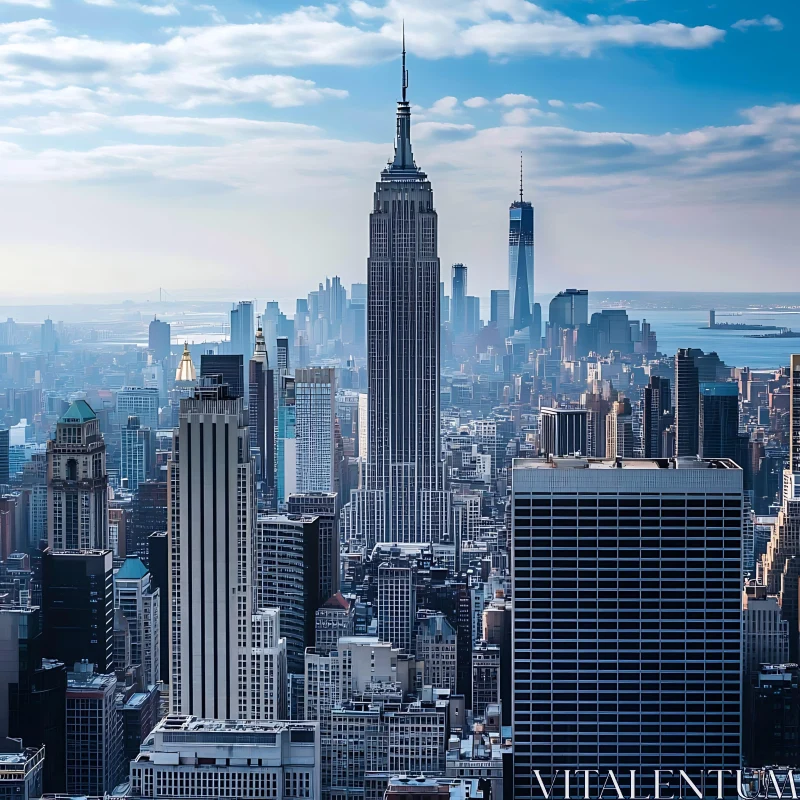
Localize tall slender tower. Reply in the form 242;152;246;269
168;380;255;719
366;34;446;544
509;155;534;333
248;326;275;495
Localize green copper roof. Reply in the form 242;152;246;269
59;399;97;424
115;557;148;580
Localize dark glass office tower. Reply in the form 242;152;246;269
511;457;742;799
366;40;446;544
287;492;339;602
130;480;167;561
199;353;244;399
1;606;67;793
509;160;534;333
249;326;275;494
791;354;800;474
0;428;9;485
699;382;740;459
642;375;672;458
675;348;701;456
42;549;114;674
147;531;169;683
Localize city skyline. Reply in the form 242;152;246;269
0;5;799;798
0;1;796;299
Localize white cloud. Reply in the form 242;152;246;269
194;4;225;23
125;69;348;108
732;15;783;32
0;0;51;8
428;96;459;117
0;18;54;37
15;110;322;137
349;0;725;58
0;86;127;109
0;101;798;297
496;93;537;107
574;101;603;110
502;107;532;125
548;99;564;108
135;2;179;14
463;96;489;108
414;121;475;140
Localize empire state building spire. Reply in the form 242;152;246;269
364;29;447;545
390;24;416;173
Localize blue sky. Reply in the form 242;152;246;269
0;0;796;302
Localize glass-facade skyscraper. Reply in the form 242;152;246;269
511;456;743;798
508;165;534;333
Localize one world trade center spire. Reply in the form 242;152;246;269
509;153;535;333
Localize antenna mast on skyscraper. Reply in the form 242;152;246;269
402;21;408;102
520;151;524;203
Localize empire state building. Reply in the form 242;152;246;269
364;39;448;545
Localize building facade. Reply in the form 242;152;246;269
364;48;446;545
511;456;743;799
168;381;254;719
508;172;534;334
130;716;319;800
47;400;108;551
294;368;336;494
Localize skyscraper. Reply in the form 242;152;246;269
365;39;446;544
65;662;122;795
47;400;108;551
642;375;672;458
229;301;255;358
120;415;155;493
42;549;114;674
295;367;336;494
249;326;275;492
511;456;742;798
548;288;588;333
490;289;510;337
605;398;635;458
255;513;321;674
116;387;160;431
168;380;254;719
0;428;9;486
199;353;244;399
230;301;255;398
675;348;729;457
287;491;339;601
699;382;743;460
377;558;415;653
539;407;588;457
675;348;700;457
509;157;534;333
790;354;800;474
451;263;467;336
113;556;160;688
148;317;170;361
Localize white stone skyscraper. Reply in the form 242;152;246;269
168;380;255;719
364;37;448;544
